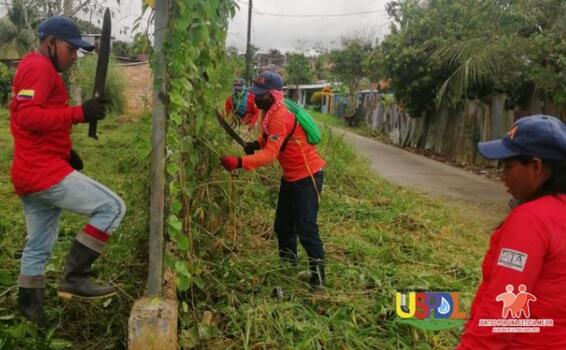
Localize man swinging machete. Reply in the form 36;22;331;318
9;13;125;328
219;71;327;293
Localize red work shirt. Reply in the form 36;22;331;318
224;93;259;127
242;90;325;182
457;195;566;349
9;52;84;196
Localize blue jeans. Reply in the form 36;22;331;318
20;171;126;277
274;171;324;266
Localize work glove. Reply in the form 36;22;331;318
220;155;241;171
244;140;260;155
82;96;109;123
69;149;83;171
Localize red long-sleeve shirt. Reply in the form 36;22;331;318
224;93;259;127
457;195;566;349
242;90;324;182
9;52;84;196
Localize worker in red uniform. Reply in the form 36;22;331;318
10;16;125;328
457;115;566;349
224;78;259;128
220;71;327;291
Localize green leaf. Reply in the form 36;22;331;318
175;260;188;274
168;215;182;232
167;162;179;176
177;235;189;251
177;273;191;292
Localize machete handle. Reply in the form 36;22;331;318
88;120;98;139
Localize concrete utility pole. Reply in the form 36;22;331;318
63;0;73;16
128;1;177;349
244;0;253;83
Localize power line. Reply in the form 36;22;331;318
234;0;386;18
254;9;387;18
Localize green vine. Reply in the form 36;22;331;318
164;0;237;292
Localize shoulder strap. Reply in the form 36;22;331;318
280;115;297;153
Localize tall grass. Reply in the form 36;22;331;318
71;55;127;114
177;116;492;349
0;110;151;349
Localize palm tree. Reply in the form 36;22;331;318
432;35;525;107
0;0;37;59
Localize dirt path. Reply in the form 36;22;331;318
334;128;510;215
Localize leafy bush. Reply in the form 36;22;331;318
70;54;126;114
0;63;14;106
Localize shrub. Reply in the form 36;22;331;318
0;63;14;107
71;55;126;114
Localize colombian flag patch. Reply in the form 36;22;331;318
16;89;35;101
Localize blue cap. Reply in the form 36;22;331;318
249;71;283;95
478;115;566;160
38;16;95;51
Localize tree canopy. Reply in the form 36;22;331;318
375;0;566;117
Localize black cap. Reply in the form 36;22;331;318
38;16;95;51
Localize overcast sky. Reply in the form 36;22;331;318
226;0;392;53
112;0;392;50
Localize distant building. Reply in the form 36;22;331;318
256;50;287;72
284;83;329;107
81;34;114;53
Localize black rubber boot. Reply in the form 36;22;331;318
308;258;325;293
57;240;116;300
18;287;46;328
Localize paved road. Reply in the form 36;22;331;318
335;128;510;212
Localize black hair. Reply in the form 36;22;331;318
507;155;566;196
540;158;566;195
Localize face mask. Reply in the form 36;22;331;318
255;94;274;111
47;39;61;72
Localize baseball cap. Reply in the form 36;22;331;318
249;71;284;95
478;114;566;160
38;16;95;51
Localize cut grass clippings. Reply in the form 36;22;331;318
0;111;151;349
177;116;495;350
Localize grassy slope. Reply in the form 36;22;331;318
0;105;496;349
179;116;495;350
0;111;151;349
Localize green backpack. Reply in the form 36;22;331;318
283;98;322;146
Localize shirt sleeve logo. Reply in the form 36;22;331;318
497;248;528;272
16;89;35;101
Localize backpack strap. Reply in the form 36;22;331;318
280;116;297;153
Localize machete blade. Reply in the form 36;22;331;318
88;7;111;139
215;110;247;149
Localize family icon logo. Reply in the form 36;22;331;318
479;284;553;333
496;284;536;318
395;290;467;331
